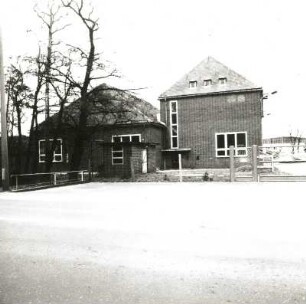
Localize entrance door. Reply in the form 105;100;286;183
142;149;148;173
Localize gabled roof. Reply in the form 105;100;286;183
159;56;262;99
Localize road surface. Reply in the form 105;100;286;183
1;182;306;303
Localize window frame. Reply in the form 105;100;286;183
203;79;212;86
112;145;124;165
218;77;227;85
189;80;197;88
215;132;248;157
112;134;141;143
38;139;63;163
170;100;179;149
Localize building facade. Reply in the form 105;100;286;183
159;57;263;169
36;86;165;178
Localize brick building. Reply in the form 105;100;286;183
159;57;263;169
37;85;165;177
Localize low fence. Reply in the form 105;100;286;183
10;170;89;191
233;145;306;182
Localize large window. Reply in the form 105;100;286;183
39;139;63;163
112;145;123;165
215;132;247;157
112;134;141;143
170;100;178;148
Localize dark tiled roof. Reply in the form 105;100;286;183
159;56;262;99
41;84;159;129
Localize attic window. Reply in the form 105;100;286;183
203;79;212;86
219;77;227;85
189;81;197;88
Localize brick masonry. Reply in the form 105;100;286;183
160;90;263;168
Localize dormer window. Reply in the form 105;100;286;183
219;77;227;85
189;81;197;88
203;79;212;86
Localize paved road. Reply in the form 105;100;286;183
1;183;306;304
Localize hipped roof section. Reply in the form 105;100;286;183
159;56;262;99
40;84;159;129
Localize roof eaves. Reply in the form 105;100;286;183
158;87;263;100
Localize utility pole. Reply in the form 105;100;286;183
0;27;10;190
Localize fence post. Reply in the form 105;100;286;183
178;153;183;182
229;146;235;182
130;159;135;180
81;171;84;182
53;173;57;186
15;175;18;191
252;145;258;182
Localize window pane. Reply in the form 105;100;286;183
237;133;246;147
113;152;123;157
113;137;121;143
131;135;140;143
171;102;176;113
113;145;123;152
172;137;178;148
237;149;246;155
39;155;46;162
172;114;177;124
113;158;123;164
217;150;226;156
122;136;130;143
54;155;62;162
54;140;61;154
217;134;225;148
172;126;178;136
227;134;235;148
39;141;46;154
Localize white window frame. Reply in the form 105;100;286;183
203;79;212;86
189;80;197;88
170;100;179;149
112;145;124;165
39;139;63;163
218;77;227;85
112;134;141;143
215;132;248;157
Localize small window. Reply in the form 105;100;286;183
203;79;212;86
189;81;197;88
112;134;141;143
219;77;227;84
38;139;63;163
131;135;140;143
112;145;123;165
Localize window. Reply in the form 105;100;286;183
189;81;197;88
112;134;141;143
215;132;247;157
219;77;227;85
170;100;178;148
112;145;123;165
39;139;63;163
203;79;212;86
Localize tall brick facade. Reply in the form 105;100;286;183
159;57;263;169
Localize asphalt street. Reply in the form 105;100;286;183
1;182;306;304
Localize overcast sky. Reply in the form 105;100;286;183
1;0;306;138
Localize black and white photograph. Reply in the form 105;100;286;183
1;0;306;303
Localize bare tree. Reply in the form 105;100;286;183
61;0;119;170
5;64;32;173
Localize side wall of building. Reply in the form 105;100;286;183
160;90;262;168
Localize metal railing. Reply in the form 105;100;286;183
10;170;88;191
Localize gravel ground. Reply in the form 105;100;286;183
1;183;306;303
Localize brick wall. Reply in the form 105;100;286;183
160;90;263;168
